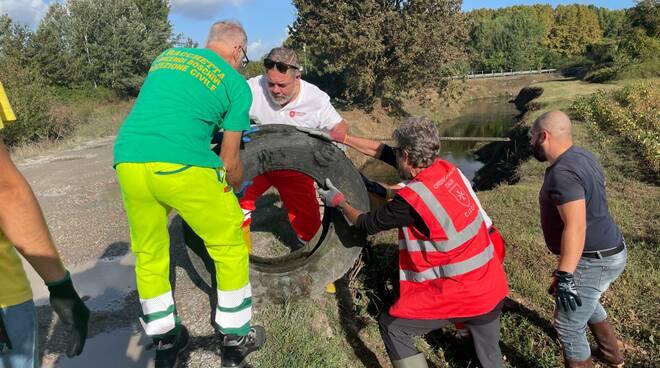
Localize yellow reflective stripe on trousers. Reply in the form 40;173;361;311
400;243;495;282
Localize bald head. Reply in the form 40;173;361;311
532;110;573;141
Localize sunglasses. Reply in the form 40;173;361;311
264;58;298;73
239;46;250;68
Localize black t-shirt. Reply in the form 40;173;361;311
355;144;430;236
356;195;430;236
539;146;623;254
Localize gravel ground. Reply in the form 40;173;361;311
16;136;251;367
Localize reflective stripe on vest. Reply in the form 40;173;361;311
399;211;484;252
407;181;458;235
400;243;494;282
400;181;485;252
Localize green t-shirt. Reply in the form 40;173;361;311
113;48;251;168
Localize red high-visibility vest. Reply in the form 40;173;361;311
390;159;508;319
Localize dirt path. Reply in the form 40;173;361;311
16;136;225;367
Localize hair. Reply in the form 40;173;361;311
392;116;441;168
265;47;302;76
207;20;247;47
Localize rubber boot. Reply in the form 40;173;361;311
392;353;429;368
564;356;593;368
154;325;189;368
221;325;266;368
589;319;625;367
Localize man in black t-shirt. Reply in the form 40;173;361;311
530;111;627;368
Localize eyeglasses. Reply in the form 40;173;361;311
239;46;249;68
264;58;298;73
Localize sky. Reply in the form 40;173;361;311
0;0;637;60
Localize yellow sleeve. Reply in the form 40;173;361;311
0;82;17;129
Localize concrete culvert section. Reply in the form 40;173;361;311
183;124;369;303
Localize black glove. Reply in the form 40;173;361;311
551;270;582;312
47;271;90;357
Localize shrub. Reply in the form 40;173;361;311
573;82;660;179
0;58;73;147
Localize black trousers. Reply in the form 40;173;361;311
378;299;504;368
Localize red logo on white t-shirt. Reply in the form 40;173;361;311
289;111;306;118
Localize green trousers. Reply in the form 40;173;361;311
116;162;252;337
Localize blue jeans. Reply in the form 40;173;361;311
554;247;627;360
0;300;37;368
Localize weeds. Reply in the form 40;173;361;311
573;81;660;182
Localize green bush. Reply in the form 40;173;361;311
0;58;73;147
573;81;660;179
586;66;619;82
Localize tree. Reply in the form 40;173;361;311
30;4;77;85
590;6;626;38
547;5;603;57
100;0;149;93
133;0;173;75
626;0;660;37
28;0;172;94
289;0;467;104
0;14;32;65
469;7;545;71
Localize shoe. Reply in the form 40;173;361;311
564;356;592;368
392;353;429;368
221;325;266;368
589;319;625;367
154;326;190;368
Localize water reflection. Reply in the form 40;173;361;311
439;98;518;181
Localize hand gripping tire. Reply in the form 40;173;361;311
183;124;369;303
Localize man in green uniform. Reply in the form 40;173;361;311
113;21;264;368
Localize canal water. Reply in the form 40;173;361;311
439;97;518;181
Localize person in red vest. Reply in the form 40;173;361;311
317;117;508;368
298;123;507;341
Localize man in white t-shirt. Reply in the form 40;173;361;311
240;47;348;249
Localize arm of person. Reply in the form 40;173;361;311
556;199;587;273
341;196;420;235
343;134;387;159
0;140;66;283
220;131;244;190
329;120;348;139
220;81;252;189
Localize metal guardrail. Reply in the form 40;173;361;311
451;68;558;80
374;137;510;142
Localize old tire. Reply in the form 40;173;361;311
183;124;369;304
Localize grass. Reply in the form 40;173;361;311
251;299;359;368
250;77;659;368
9;78;658;367
475;78;660;367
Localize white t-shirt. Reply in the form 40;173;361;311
247;75;343;129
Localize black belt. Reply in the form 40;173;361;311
582;243;625;259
